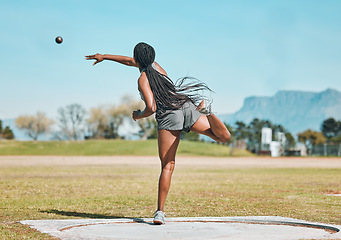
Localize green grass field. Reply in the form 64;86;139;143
0;140;253;157
1;157;341;239
0;141;340;239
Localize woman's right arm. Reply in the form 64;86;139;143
85;53;138;67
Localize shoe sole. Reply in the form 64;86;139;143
153;220;164;225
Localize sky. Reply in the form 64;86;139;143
1;0;341;120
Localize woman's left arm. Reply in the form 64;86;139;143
132;74;157;121
85;53;138;67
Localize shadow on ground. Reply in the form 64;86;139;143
40;209;153;225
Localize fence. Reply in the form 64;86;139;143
309;144;341;157
247;141;341;157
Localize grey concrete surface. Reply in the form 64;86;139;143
21;216;341;240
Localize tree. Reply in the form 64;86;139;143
298;129;326;146
2;126;14;139
331;135;341;144
272;124;286;133
85;95;157;140
181;131;200;141
118;94;158;140
148;120;158;139
321;118;341;142
106;105;127;139
137;116;157;140
285;132;296;148
247;118;273;143
58;104;86;140
15;112;54;141
130;99;157;140
272;124;286;141
0;120;15;140
233;119;295;153
87;106;108;138
234;121;249;140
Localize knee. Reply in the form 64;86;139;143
219;130;231;143
162;160;175;172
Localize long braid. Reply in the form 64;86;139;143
134;42;212;110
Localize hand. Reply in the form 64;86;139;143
85;53;104;66
132;109;142;121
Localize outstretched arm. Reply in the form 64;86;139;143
85;53;138;67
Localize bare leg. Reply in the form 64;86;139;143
191;114;231;143
157;129;181;211
207;115;231;141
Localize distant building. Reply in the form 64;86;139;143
261;128;287;157
261;127;272;144
296;142;307;156
275;132;286;145
270;141;281;157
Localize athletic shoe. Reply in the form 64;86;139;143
198;102;214;115
197;99;215;115
196;99;206;111
153;210;166;225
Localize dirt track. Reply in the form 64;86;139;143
0;156;341;168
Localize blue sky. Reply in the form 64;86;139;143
1;0;340;119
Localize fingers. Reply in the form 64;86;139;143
85;54;99;66
85;54;102;67
85;54;96;60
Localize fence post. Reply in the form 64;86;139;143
324;143;327;156
338;143;341;157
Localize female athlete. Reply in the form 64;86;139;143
85;42;230;224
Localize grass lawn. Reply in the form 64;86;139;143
0;139;253;157
0;157;340;239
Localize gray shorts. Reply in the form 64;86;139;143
156;101;202;132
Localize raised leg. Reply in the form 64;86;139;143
190;114;231;143
157;129;181;212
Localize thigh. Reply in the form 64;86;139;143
183;101;202;132
190;115;220;142
157;129;181;168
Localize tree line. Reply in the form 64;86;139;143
298;118;341;147
223;118;296;153
12;95;207;141
224;118;341;151
13;95;156;141
8;96;341;147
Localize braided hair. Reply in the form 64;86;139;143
133;42;212;110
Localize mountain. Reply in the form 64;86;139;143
219;89;341;134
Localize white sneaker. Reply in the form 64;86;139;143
153;210;166;225
198;100;214;115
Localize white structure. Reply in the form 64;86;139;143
296;142;307;156
275;132;286;145
261;127;272;144
270;141;281;157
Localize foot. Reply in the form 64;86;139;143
197;100;214;115
196;99;205;111
153;210;166;225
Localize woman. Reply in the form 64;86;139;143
85;42;230;224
